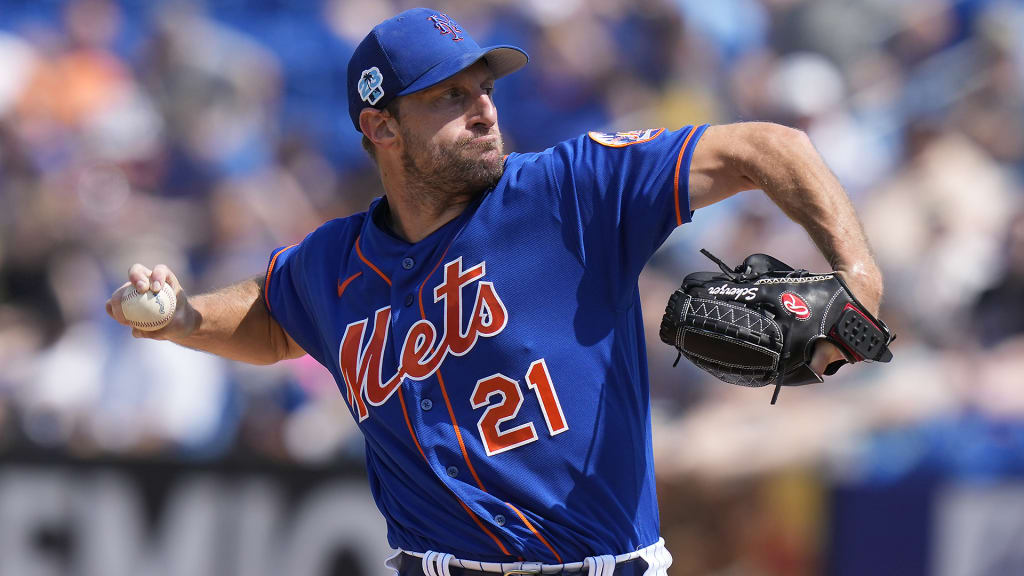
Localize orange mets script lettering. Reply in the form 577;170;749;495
339;258;508;421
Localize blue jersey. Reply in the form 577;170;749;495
264;124;709;563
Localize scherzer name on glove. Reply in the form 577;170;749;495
660;250;894;404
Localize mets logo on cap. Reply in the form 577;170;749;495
428;13;464;41
588;128;665;148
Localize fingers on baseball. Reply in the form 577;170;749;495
107;281;132;324
149;264;177;294
148;262;180;293
128;263;153;293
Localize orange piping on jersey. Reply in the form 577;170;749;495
413;227;509;553
395;339;510;558
264;244;299;312
673;128;697;227
436;369;488;491
459;500;512;556
402;392;510;558
419;230;487;485
418;243;454;317
417;240;510;552
399;376;511;558
418;238;487;491
505;502;562;563
355;235;392;286
337;272;363;299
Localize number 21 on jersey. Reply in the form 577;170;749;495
470;359;568;456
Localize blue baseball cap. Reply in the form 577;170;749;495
347;8;528;132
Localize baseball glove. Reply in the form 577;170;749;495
659;250;894;404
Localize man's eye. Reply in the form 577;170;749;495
442;88;462;100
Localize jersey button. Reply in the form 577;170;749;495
494;514;506;527
404;294;415;307
402;257;415;270
446;466;459;478
420;398;433;411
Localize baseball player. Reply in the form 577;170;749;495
106;8;883;576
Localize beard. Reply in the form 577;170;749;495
399;127;505;208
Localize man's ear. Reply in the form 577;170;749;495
360;108;398;151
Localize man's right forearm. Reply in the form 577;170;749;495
174;278;301;365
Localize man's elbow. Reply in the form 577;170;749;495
725;122;817;184
757;123;814;158
744;123;826;192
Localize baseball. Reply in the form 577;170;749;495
121;283;177;331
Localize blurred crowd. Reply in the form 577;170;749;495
1;0;1023;483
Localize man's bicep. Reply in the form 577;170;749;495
281;326;307;360
255;274;308;361
265;307;307;361
688;123;788;210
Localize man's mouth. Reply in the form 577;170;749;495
468;134;498;147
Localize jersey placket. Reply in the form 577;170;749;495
380;229;516;557
386;247;442;467
390;244;478;487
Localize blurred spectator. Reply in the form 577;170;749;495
141;2;280;179
1;3;1024;574
974;211;1024;347
0;0;1021;492
862;122;1017;348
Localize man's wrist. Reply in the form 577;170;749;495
835;263;884;314
167;299;201;345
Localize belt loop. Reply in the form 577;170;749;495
583;555;615;576
422;552;433;576
423;551;454;576
439;553;454;576
422;551;455;576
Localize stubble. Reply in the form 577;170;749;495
399;129;505;211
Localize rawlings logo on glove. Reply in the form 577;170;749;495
659;250;894;404
781;292;810;319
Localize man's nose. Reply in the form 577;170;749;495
470;92;497;128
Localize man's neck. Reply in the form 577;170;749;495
378;164;475;243
383;194;473;243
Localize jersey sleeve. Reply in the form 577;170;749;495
263;233;328;367
548;124;709;300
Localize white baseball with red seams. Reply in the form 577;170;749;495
121;284;176;331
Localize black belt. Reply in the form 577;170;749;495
395;552;650;576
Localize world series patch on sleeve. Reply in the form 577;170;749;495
659;250;894;404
